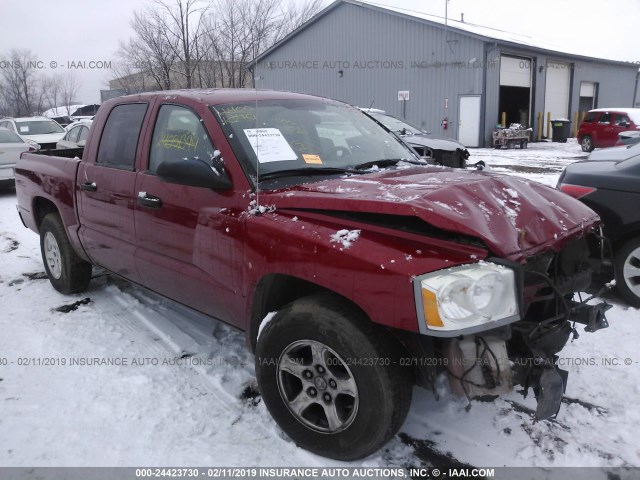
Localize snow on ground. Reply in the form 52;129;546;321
1;139;639;471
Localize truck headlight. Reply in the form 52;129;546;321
415;262;520;335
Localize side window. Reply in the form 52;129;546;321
96;103;147;169
78;126;89;142
582;112;597;123
597;113;612;124
148;104;216;173
613;114;630;126
67;126;81;143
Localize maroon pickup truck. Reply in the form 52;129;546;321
16;89;610;460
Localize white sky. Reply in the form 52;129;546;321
1;0;638;104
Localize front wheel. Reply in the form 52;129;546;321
580;135;594;152
40;213;92;294
615;237;640;308
255;294;413;460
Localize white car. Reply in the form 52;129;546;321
57;120;93;149
0;127;36;187
0;116;65;149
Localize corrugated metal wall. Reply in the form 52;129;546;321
254;2;485;141
255;2;639;147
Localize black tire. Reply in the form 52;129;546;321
615;237;640;308
40;213;92;294
507;140;516;149
255;294;413;460
520;141;528;149
580;135;594;152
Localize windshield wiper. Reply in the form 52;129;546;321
352;159;400;170
352;158;428;170
259;167;359;180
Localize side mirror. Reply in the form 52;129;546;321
156;158;232;190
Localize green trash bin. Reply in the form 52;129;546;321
551;119;571;143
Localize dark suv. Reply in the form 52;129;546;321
577;108;640;152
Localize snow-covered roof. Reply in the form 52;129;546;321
355;0;635;63
42;105;86;118
590;108;640;124
254;0;638;67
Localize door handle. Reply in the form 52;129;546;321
137;192;163;208
80;182;97;192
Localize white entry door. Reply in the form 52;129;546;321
458;95;481;147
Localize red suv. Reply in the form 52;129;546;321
577;108;640;152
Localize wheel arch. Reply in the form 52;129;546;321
247;274;369;352
611;224;640;251
32;196;60;231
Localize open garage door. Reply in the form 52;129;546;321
544;61;571;137
499;55;532;128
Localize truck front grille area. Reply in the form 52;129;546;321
519;234;604;323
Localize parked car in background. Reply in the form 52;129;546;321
617;130;640;147
576;108;640;152
558;142;640;307
361;108;472;168
0;127;37;188
0;117;66;150
50;115;73;128
57;120;92;149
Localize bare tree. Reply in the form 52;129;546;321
60;73;80;115
0;49;41;116
42;74;63;112
272;0;325;43
152;0;212;88
110;0;326;92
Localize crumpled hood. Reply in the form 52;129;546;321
262;167;600;262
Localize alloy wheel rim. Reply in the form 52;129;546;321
44;232;62;279
623;245;640;297
277;339;359;433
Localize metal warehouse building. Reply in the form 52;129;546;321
252;0;640;147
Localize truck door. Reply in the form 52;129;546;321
133;103;246;325
77;102;149;283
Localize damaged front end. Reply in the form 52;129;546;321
414;233;612;420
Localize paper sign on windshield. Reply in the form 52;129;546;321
243;128;298;163
19;126;29;133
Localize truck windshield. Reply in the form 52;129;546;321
211;99;417;182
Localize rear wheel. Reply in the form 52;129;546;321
520;140;528;149
615;237;640;308
255;294;413;460
40;213;92;294
507;140;516;149
580;135;594;152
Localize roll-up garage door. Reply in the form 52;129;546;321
544;61;571;135
500;56;532;88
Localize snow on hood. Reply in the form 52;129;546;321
263;167;600;262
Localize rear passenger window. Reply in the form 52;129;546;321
67;126;81;143
597;113;612;124
148;104;216;173
97;103;147;169
614;114;630;125
79;126;89;142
